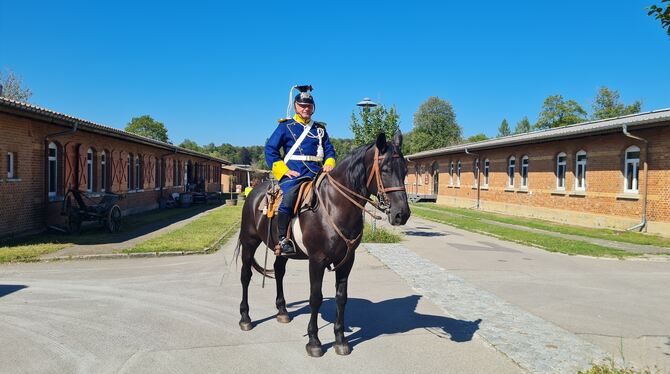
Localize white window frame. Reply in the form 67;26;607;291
624;146;640;194
473;158;479;187
48;143;58;197
456;160;461;186
521;155;529;188
449;161;454;186
556;152;567;190
483;159;490;187
100;152;107;192
575;150;586;191
507;156;515;188
7;152;15;179
86;149;94;192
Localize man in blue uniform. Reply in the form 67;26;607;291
265;85;337;255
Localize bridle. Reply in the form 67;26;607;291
319;145;407;272
365;146;406;213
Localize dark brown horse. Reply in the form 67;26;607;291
236;131;410;357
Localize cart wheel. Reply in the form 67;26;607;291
67;211;82;234
106;205;122;233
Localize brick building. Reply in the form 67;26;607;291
0;97;228;239
405;109;670;236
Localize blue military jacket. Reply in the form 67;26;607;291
265;115;337;182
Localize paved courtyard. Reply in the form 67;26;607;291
1;214;669;373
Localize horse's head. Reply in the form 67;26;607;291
369;131;411;226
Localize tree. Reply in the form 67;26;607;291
407;97;462;154
514;116;532;133
497;119;511;137
350;104;400;146
330;137;356;161
591;87;641;120
238;147;252;165
179;139;201;151
0;70;32;102
125;115;170;143
647;0;670;37
535;95;587;130
466;133;489;142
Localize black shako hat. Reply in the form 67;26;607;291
294;85;314;105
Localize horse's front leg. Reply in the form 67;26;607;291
274;256;290;323
334;253;355;355
306;259;326;357
239;242;256;331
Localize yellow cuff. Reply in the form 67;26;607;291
272;161;289;180
324;158;336;168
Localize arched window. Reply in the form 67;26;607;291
521;155;529;188
100;151;107;192
155;157;162;189
7;152;15;179
575;150;587;191
624;146;640;193
473;158;480;187
456;160;462;187
449;161;454;186
48;143;58;197
86;148;94;192
483;159;490;187
507;156;516;188
556;152;567;190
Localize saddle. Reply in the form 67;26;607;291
259;173;327;218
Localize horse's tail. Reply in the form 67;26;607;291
234;232;275;278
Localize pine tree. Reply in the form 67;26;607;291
497;119;511;137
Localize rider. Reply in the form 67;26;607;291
265;85;336;256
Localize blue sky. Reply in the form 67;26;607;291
1;0;669;146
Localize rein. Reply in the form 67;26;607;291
319;146;406;272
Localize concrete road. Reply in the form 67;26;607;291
377;214;670;371
0;238;523;374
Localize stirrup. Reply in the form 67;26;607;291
278;237;296;256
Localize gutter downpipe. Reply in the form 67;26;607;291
622;124;648;232
405;155;419;200
465;148;480;209
44;121;79;229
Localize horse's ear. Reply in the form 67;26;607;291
393;130;403;148
375;132;387;153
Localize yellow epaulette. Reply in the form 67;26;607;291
277;117;291;123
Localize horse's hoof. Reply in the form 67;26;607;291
239;321;253;331
334;343;351;356
276;313;291;323
305;344;324;357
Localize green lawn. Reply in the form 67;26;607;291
362;222;402;243
413;203;670;248
0;204;225;263
125;205;242;253
411;205;639;258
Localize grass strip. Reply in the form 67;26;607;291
362;222;402;243
125;205;242;253
412;206;638;258
0;204;225;263
413;203;670;248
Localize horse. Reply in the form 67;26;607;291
236;131;411;357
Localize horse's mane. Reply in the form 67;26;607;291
334;143;374;195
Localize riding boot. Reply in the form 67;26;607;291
277;211;296;256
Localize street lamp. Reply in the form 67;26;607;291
356;97;379;232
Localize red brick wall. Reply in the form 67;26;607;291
406;124;670;225
0;112;222;238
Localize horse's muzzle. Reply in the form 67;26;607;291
390;211;410;226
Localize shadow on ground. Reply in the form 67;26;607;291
5;204;222;247
0;285;27;297
403;230;446;237
255;295;481;352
